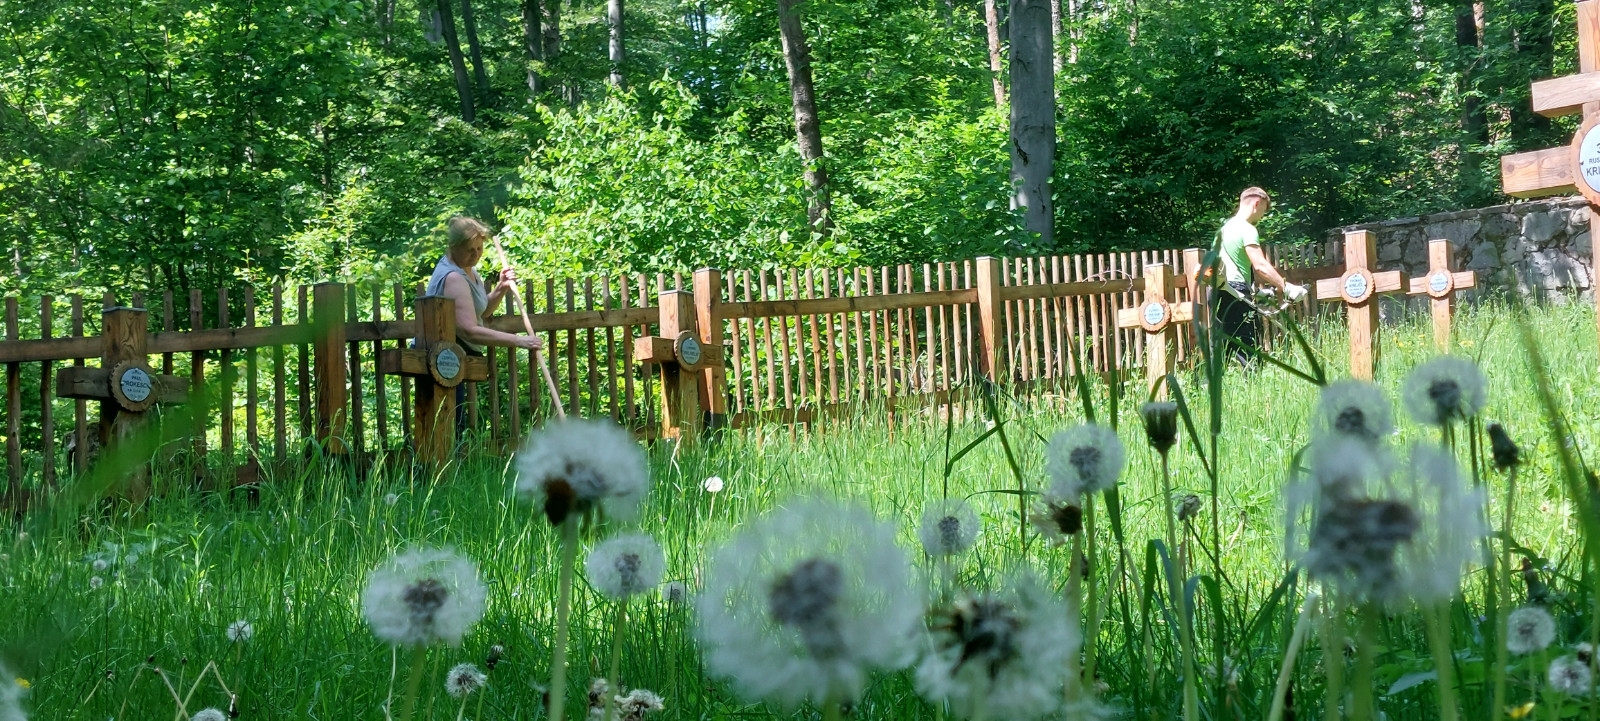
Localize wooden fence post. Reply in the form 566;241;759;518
5;298;18;499
635;290;715;443
693;268;729;433
312;282;348;455
975;256;1005;384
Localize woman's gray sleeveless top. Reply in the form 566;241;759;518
426;254;488;352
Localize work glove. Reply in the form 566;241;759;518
1284;282;1308;302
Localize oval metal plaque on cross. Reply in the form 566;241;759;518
1569;117;1600;206
1427;271;1453;299
429;342;469;388
110;360;158;412
1340;270;1373;304
675;331;705;371
1140;301;1170;333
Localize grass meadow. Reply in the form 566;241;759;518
4;298;1599;721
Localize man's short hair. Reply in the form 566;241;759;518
1240;187;1271;204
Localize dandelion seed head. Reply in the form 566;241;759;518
192;710;225;721
697;499;920;709
445;663;487;697
384;493;400;506
1176;495;1202;524
916;573;1079;720
0;661;24;721
91;559;108;573
362;547;486;647
1550;655;1592;695
615;688;666;721
1045;424;1125;499
515;419;649;525
703;476;724;494
661;581;689;607
1401;356;1487;426
1578;642;1594;665
226;620;253;643
586;534;665;599
918;499;980;558
1028;502;1082;547
88;576;102;590
1139;402;1179;454
1392;444;1488;604
1507;606;1556;655
1315;380;1394;445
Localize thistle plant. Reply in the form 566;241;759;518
515;418;650;721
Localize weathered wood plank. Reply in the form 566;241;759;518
1501;146;1577;198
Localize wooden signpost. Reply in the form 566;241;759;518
1500;0;1600;350
635;290;720;443
1314;230;1406;380
57;306;188;498
1405;239;1477;352
377;296;489;468
1115;263;1194;396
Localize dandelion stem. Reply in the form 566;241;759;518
1320;598;1345;721
604;599;630;721
1351;607;1378;721
1268;590;1319;721
1493;464;1519;721
1424;603;1460;721
549;515;581;721
396;646;428;721
1083;495;1101;685
823;698;844;721
1158;450;1198;721
455;695;469;721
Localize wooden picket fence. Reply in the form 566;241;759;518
0;243;1341;494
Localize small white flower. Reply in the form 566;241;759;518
445;662;487;697
1045;424;1125;499
192;709;226;721
918;499;980;558
661;581;689;607
1401;356;1487;426
614;688;665;720
1314;380;1394;445
88;576;103;590
585;534;666;599
1551;655;1593;695
1507;606;1556;655
515;419;650;525
697;499;921;709
916;572;1080;720
703;476;724;494
362;547;487;647
91;559;108;573
226;620;253;643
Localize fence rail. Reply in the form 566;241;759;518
0;242;1343;494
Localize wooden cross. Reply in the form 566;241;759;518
57;306;188;499
1115;263;1195;397
634;290;720;443
377;296;489;468
1314;230;1406;380
1500;0;1600;350
1405;239;1477;352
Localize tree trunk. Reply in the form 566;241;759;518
542;0;562;71
1509;0;1555;142
608;0;625;86
985;0;1005;108
436;0;476;123
522;0;544;93
461;0;490;96
1009;0;1054;246
1050;0;1061;73
777;0;832;235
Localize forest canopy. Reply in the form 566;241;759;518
0;0;1576;297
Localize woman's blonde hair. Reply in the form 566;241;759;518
447;216;491;249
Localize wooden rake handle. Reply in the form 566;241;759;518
489;234;568;420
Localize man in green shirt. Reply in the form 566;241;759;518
1212;187;1306;361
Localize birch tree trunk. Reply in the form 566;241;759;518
1009;0;1054;246
436;0;476;123
609;0;625;86
522;0;544;93
777;0;832;235
461;0;490;96
543;0;565;102
985;0;1005;108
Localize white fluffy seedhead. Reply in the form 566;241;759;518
1045;424;1126;500
1550;655;1593;695
1401;356;1487;427
445;662;488;697
1390;444;1488;604
1507;606;1556;655
0;661;25;721
1314;380;1394;445
362;547;487;647
915;572;1081;721
696;499;921;710
191;710;226;721
515;419;650;525
226;620;253;643
586;533;666;599
918;499;981;558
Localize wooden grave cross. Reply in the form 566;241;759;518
57;306;189;498
1314;229;1407;380
377;295;489;467
1500;0;1600;350
1405;239;1477;352
634;290;720;442
1114;263;1195;397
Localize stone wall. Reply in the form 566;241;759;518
1322;196;1594;303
